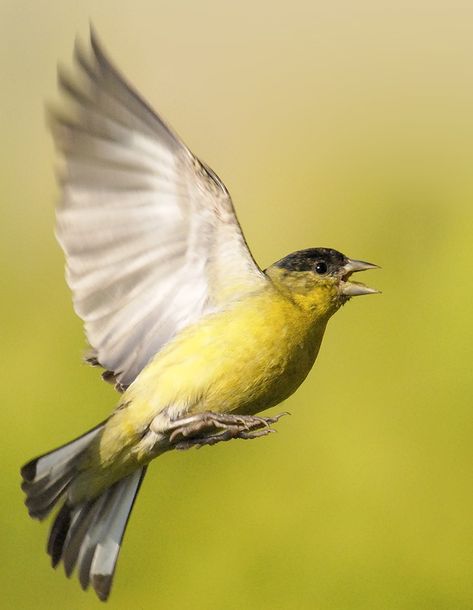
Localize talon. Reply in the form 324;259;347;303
169;427;186;443
238;428;275;440
169;429;180;443
165;409;288;449
235;416;251;429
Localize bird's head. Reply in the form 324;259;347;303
265;247;379;319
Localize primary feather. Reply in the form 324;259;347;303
51;31;265;388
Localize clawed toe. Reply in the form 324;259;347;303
237;428;276;440
166;410;289;450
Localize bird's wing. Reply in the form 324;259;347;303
51;32;266;388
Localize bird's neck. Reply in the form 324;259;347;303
265;266;341;321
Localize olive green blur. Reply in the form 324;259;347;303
2;2;473;609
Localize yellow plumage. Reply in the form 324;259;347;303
78;269;337;500
20;32;379;602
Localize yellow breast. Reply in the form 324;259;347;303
83;282;328;492
118;285;325;428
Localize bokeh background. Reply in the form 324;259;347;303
2;1;473;609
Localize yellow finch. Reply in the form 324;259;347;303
21;31;379;601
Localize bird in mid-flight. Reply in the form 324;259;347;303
21;31;379;602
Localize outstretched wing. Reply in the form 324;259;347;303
51;32;266;388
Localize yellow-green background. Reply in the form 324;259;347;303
1;1;472;609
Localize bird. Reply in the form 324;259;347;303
21;30;379;602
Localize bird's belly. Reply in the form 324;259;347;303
181;309;323;416
213;339;317;415
120;295;325;433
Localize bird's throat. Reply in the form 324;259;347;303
265;266;340;320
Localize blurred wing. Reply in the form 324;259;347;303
51;32;265;388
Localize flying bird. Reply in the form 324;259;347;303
21;31;379;601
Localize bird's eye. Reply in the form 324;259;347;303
315;261;328;275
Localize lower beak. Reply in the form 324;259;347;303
340;258;380;296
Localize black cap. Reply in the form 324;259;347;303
274;248;348;274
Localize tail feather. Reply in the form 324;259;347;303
21;426;147;601
21;424;104;520
49;468;147;601
63;499;103;575
48;502;74;567
77;496;111;588
21;424;103;486
23;471;73;520
77;468;146;597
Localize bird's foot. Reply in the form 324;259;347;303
166;411;289;450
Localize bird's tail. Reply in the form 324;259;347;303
21;425;147;601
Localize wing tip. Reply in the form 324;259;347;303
89;25;111;72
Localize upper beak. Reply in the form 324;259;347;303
340;258;380;296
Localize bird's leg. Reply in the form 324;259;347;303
166;411;289;450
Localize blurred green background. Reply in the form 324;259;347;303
2;1;473;609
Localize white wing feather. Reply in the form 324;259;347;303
51;33;265;387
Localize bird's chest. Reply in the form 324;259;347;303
232;331;321;414
121;296;325;428
194;302;325;414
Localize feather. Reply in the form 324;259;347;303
21;424;146;600
52;30;266;388
49;469;146;601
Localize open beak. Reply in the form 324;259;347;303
340;258;380;296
